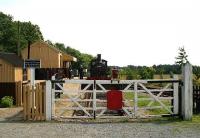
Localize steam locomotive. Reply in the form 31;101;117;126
84;54;125;90
87;54;110;80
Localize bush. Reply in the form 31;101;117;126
0;96;13;108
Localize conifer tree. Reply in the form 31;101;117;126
175;47;189;65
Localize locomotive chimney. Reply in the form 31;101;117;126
97;54;101;62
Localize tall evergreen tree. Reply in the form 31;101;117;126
175;47;189;65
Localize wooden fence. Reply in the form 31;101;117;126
0;81;22;106
23;82;46;120
193;85;200;114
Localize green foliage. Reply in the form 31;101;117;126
138;66;155;79
54;42;66;52
0;12;17;53
119;67;140;79
0;12;43;53
19;21;43;42
65;46;93;69
153;64;181;75
175;47;189;65
45;40;54;46
0;96;13;108
193;66;200;80
80;53;93;69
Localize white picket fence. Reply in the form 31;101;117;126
45;78;180;120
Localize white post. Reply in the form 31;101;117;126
173;75;179;114
45;80;52;121
30;68;35;87
182;63;193;120
134;82;138;117
52;83;55;118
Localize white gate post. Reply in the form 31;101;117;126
30;68;35;87
182;63;193;120
173;75;179;114
45;80;52;121
134;82;138;117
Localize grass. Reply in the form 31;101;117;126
156;115;200;128
123;92;171;115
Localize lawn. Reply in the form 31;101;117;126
123;92;172;115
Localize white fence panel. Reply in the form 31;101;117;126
48;79;180;120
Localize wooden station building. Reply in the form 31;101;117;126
21;41;76;68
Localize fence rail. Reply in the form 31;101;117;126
49;79;180;119
23;82;45;120
193;85;200;114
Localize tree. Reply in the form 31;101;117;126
0;12;44;53
64;46;94;69
119;67;140;79
54;43;65;52
0;12;17;53
45;40;54;46
19;21;43;51
175;47;189;65
80;53;93;69
139;67;155;79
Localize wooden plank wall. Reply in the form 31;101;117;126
0;58;15;82
15;81;22;106
14;68;23;82
23;82;46;120
193;85;200;114
21;42;60;68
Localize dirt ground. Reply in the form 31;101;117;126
0;107;23;121
55;83;80;118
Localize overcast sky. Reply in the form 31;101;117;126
1;0;200;66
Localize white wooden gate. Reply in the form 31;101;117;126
46;79;180;120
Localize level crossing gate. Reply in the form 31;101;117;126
45;78;180;120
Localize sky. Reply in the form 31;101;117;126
0;0;200;66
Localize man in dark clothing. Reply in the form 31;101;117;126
79;65;83;79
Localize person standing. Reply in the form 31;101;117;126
79;65;83;79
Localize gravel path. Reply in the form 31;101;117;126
0;121;200;138
1;107;200;138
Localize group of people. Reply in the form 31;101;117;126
68;65;84;79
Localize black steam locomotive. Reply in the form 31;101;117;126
88;54;110;80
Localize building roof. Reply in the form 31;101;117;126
45;42;77;62
24;41;77;62
0;52;24;67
